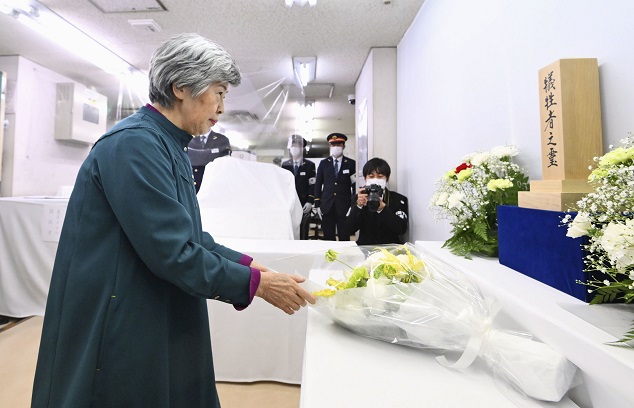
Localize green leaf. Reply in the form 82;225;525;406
472;221;488;241
589;285;626;304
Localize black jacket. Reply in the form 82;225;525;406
188;131;231;193
346;189;409;245
281;159;316;205
314;155;356;215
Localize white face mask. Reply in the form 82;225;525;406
366;178;386;190
330;146;343;158
289;147;302;159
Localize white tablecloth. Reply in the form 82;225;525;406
0;197;68;317
209;238;356;383
197;157;303;240
300;268;580;408
415;241;634;408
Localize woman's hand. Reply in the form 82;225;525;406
255;272;316;315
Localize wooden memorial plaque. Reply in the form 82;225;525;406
518;58;603;211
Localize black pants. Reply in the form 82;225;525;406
321;208;350;241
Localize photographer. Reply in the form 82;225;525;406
346;158;408;245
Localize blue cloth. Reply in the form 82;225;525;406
497;205;590;302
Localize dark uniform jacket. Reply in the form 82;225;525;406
31;106;253;408
281;158;316;205
188;131;231;193
314;155;356;215
346;189;409;245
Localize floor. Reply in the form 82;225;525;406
0;316;300;408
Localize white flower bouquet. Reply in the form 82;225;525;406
429;145;529;258
563;134;634;344
308;244;578;402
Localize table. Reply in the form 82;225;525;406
300;267;580;408
0;197;68;317
208;238;355;383
414;241;634;408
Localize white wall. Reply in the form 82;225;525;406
355;47;398;189
398;0;634;241
0;56;93;197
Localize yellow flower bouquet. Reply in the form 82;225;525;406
305;244;577;402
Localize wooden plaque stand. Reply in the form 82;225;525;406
518;58;603;211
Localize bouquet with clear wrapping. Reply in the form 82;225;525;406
307;244;578;402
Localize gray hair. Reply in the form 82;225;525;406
148;33;241;108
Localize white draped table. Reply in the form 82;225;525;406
209;237;355;383
0;197;68;317
300;267;581;408
413;241;634;408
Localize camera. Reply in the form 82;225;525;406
361;184;383;212
347;94;356;105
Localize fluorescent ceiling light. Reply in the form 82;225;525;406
298;100;315;123
292;56;316;87
1;0;33;14
3;0;135;75
0;3;15;14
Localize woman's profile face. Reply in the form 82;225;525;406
177;81;229;136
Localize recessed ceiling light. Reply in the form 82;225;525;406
128;19;163;33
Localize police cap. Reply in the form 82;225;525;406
327;133;347;144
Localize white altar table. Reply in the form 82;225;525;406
300;268;580;408
209;237;355;384
415;241;634;408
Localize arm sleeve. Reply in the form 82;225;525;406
350;164;356;195
377;196;409;236
346;194;362;234
314;162;324;207
202;232;250;264
98;130;253;308
307;162;316;204
202;232;259;311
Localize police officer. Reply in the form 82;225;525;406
314;133;356;241
346;158;408;245
188;129;232;193
282;134;316;239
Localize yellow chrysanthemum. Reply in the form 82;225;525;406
486;178;513;191
313;289;337;297
456;167;472;182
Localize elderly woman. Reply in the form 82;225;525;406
31;33;314;407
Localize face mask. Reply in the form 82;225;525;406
366;178;386;190
289;147;302;158
330;146;343;157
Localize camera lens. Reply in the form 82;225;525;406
365;184;383;212
367;195;380;212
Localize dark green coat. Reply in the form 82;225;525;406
32;106;253;407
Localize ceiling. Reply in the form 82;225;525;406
0;0;424;155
